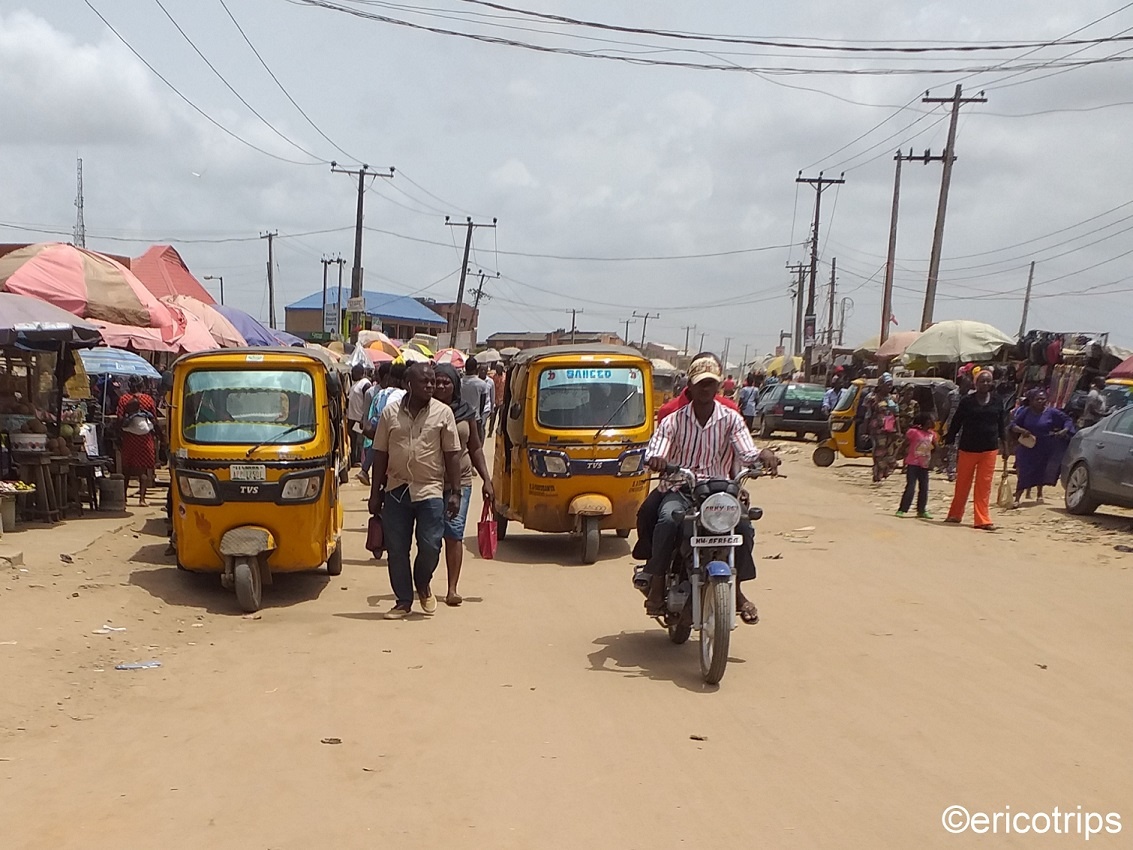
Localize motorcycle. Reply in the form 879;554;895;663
634;464;763;685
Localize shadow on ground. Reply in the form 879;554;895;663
587;630;746;693
493;531;632;567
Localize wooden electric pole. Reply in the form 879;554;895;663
796;172;845;376
786;262;807;357
445;217;497;348
567;308;584;344
1019;261;1036;338
260;230;278;328
633;311;659;348
921;85;986;330
331;162;394;339
825;258;837;346
623;317;637;344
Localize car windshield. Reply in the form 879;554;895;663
785;384;826;403
182;369;317;445
536;365;646;429
834;385;858;412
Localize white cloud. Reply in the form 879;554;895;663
490;158;539;188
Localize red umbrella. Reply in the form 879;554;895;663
366;348;395;364
1110;355;1133;379
435;348;466;369
0;243;175;337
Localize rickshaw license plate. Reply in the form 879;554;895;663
231;464;267;482
691;534;743;547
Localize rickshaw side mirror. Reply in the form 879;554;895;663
509;402;522;419
327;373;343;397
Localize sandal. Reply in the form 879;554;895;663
975;524;998;532
444;593;463;607
738;597;760;625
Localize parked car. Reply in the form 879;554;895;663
753;382;829;440
1061;406;1133;514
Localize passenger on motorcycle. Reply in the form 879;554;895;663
643;354;762;625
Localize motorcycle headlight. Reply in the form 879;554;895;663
280;474;322;501
619;453;643;475
700;492;742;534
177;473;216;502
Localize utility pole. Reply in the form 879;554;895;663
203;274;225;306
334;256;346;338
331;162;394;339
787;262;807;357
470;269;498;312
838;297;853;346
741;343;749;373
682;324;695;360
73;157;86;248
921;85;986;330
698;331;707;352
778;330;791;354
1019;261;1036;338
633;311;659;348
882;148;946;344
722;337;732;373
320;256;334;332
445;217;497;348
566;308;584;344
260;230;278;328
623;316;637;344
826;258;837;346
796;172;845;376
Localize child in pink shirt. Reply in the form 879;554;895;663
897;412;938;518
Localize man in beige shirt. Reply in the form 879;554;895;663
369;362;462;619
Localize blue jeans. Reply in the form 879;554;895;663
644;490;756;582
381;485;445;606
443;485;473;541
360;445;373;474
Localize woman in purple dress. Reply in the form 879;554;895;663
1010;389;1075;507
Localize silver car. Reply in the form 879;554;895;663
1062;405;1133;514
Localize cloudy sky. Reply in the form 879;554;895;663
3;0;1132;356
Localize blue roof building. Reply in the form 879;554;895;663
285;286;447;341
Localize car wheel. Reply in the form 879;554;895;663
760;417;773;439
1064;463;1100;515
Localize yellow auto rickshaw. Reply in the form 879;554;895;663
168;347;346;612
493;344;654;563
812;376;957;468
651;358;678;407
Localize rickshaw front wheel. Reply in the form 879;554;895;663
615;528;631;538
580;516;601;564
495;512;509;540
812;445;836;468
326;538;343;576
233;557;263;613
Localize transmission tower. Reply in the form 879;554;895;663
73;157;86;248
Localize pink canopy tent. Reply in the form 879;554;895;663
1110;355;1133;379
163;295;245;348
90;322;177;353
130;245;216;304
0;243;176;338
875;331;922;361
165;303;220;352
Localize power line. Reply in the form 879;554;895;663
82;0;320;166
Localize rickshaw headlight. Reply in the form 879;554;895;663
700;492;742;534
543;454;569;476
619;453;643;475
831;419;850;432
280;474;322;501
178;474;216;501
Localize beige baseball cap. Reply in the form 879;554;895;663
687;355;723;385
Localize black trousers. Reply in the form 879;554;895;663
899;465;930;514
633;487;756;581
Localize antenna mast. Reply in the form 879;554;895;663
73;157;86;248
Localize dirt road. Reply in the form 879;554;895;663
2;447;1130;849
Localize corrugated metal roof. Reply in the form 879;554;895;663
286;287;446;325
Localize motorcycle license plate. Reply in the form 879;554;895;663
691;534;743;547
230;464;267;482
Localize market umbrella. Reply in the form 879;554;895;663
78;347;162;379
1110;354;1133;379
88;322;177;353
212;305;282;347
853;334;881;357
165;303;220;352
762;354;802;376
874;330;923;361
273;329;305;347
366;348;395;364
435;348;466;369
476;347;502;364
0;243;175;336
499;346;522;358
395;347;431;364
359;329;400;357
402;340;435;358
163;295;246;348
903;320;1014;364
0;292;103;348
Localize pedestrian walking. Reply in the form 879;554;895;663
346;364;372;467
368;362;462;619
1078;377;1110;429
737;374;759;431
862;373;901;483
486;362;506;437
944;368;1007;530
896;412;938;518
1009;388;1075;507
357;362;405;486
460;355;492;442
116;376;159;506
433;364;495;606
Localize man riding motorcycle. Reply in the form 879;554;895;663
643;354;762;625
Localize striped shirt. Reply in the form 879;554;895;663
646;399;760;490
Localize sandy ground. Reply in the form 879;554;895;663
1;441;1131;849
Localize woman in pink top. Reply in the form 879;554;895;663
897;412;938;519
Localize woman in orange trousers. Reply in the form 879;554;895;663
943;369;1007;530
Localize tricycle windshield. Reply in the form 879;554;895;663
181;368;317;445
536;365;646;430
833;385;858;413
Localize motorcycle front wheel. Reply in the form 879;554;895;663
700;578;732;684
